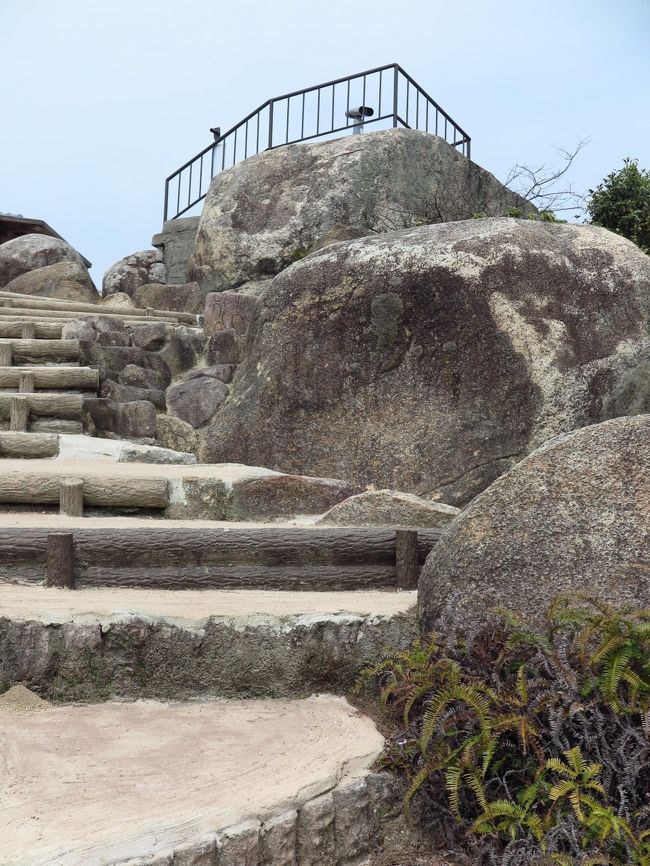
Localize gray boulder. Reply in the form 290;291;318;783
317;490;460;527
418;415;650;632
199;219;650;505
84;398;157;439
204;291;260;337
0;233;85;287
102;250;165;298
192;128;534;291
2;261;99;303
131;322;167;351
227;474;355;520
132;281;204;314
155;414;198;455
166;376;228;428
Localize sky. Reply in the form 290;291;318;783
1;0;649;285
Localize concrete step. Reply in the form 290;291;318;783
0;689;390;866
0;582;415;699
0;288;200;325
0;365;98;390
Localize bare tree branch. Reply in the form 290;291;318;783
505;138;590;217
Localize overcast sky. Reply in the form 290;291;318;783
2;0;649;285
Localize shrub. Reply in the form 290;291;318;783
357;596;650;865
587;159;650;254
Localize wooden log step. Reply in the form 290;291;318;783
0;392;83;420
0;321;63;339
0;473;168;509
0;291;198;324
0;432;59;458
0;307;183;325
3;339;79;363
30;420;84;434
0;366;98;390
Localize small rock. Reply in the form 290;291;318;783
228;474;354;521
61;320;96;344
97;330;130;347
93;315;125;334
183;364;235;384
131;322;167;351
317;489;460;527
155;414;198;454
118;364;165;390
159;327;206;378
206;329;238;365
100;379;166;410
101;292;135;309
166;376;228;429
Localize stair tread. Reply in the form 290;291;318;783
0;687;381;866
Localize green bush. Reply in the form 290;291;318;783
357;596;650;865
587;159;650;254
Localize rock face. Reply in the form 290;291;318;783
418;415;650;632
0;233;86;287
317;490;460;528
132;281;204;314
2;261;99;303
102;249;165;298
192;128;535;291
200;219;650;505
166;376;228;429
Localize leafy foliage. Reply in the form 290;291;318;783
587;159;650;254
357;596;650;865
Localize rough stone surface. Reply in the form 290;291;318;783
296;793;336;866
85;398;157;440
101;379;166;410
2;260;99;303
132;281;204;315
102;249;165;298
167;377;228;429
131;322;167;351
419;415;650;633
204;291;259;337
201;219;650;505
206;330;238;366
152;216;200;285
118;364;166;391
227;474;355;520
183;365;235;384
97;330;130;347
155;414;198;455
61;319;97;344
317;489;460;527
159;327;206;378
0;233;85;286
192;128;535;291
102;292;135;309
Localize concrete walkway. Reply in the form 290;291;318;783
0;695;383;866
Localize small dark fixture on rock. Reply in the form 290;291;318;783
345;105;374;134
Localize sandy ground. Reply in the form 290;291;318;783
0;583;416;626
0;511;321;529
0;695;382;866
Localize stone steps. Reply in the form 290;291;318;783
0;691;390;866
0;582;416;700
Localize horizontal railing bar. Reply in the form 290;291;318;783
268;62;399;103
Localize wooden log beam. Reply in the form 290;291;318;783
0;475;169;509
0;392;83;420
60;477;84;517
9;395;28;431
0;432;59;458
45;532;75;589
8;339;79;363
0;291;197;324
0;321;62;339
0;366;98;390
395;529;420;590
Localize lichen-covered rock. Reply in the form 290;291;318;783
0;233;86;287
132;281;204;314
166;376;228;429
200;219;650;505
155;414;198;455
206;330;238;366
204;291;259;337
2;261;99;303
131;322;167;351
192;128;534;291
226;474;354;520
418;415;650;632
102;249;165;298
317;489;460;527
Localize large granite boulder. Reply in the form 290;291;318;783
132;281;204;315
0;233;86;287
199;219;650;505
102;250;165;298
192;128;534;291
2;261;99;303
418;415;650;632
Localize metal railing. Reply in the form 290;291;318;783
164;63;471;221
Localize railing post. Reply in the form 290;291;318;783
392;66;399;127
267;100;274;149
163;179;169;223
467;138;471;161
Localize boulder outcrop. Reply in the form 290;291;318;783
192;128;535;291
418;415;650;632
102;249;165;298
0;233;87;287
199;219;650;505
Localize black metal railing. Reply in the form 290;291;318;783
164;63;471;221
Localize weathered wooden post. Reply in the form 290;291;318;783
18;371;34;393
21;322;35;339
0;342;12;366
60;478;84;517
46;532;75;588
10;395;29;431
395;529;419;590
